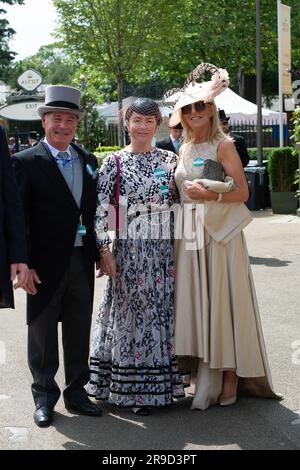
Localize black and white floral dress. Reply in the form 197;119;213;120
88;148;185;407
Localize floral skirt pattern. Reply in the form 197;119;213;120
88;227;185;407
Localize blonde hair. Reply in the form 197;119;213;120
181;101;232;144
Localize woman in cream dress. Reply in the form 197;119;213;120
166;63;280;410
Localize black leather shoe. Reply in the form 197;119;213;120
65;398;102;416
33;406;53;427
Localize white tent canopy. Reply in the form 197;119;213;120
96;96;171;125
96;96;132;124
214;88;286;124
163;87;286;124
96;89;286;127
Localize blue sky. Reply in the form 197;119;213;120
4;0;57;60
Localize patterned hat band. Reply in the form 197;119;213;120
46;100;81;110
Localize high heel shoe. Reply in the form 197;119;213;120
219;375;238;407
219;394;237;407
131;407;150;416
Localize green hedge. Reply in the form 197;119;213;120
94;146;122;168
248;147;282;161
268;147;298;192
94;151;111;168
95;145;121;152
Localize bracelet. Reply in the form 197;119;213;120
216;193;222;202
100;245;111;256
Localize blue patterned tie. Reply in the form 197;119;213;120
55;151;75;190
55;151;73;166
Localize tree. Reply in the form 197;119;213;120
151;0;300;101
0;0;24;78
7;44;77;88
52;0;300;146
53;0;183;146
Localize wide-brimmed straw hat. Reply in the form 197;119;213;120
164;63;229;127
37;85;85;120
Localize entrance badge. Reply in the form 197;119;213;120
159;184;169;195
154;168;166;179
78;214;86;236
78;224;87;236
86;163;97;179
193;157;205;167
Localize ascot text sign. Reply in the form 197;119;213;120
17;69;43;92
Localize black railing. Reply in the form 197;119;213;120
230;121;293;148
101;120;294;148
105;124;119;147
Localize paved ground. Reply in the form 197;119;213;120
0;209;300;450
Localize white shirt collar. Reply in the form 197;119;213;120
44;138;72;157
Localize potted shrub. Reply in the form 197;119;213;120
268;147;298;214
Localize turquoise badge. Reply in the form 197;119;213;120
78;224;86;236
159;185;169;195
86;163;97;179
86;163;93;175
154;168;166;179
193;157;205;167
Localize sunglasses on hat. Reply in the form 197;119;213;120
181;101;207;115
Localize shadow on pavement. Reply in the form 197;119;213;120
51;395;299;450
249;256;292;267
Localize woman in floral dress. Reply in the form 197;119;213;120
88;99;184;415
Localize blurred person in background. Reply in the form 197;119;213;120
156;115;183;156
0;125;28;309
218;109;250;167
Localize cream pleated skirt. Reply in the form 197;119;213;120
174;211;280;410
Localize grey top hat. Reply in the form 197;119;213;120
37;85;85;120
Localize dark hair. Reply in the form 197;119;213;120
125;98;163;126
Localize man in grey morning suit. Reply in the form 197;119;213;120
12;86;102;427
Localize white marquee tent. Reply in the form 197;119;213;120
97;89;286;125
96;96;172;125
163;87;286;124
214;88;286;124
